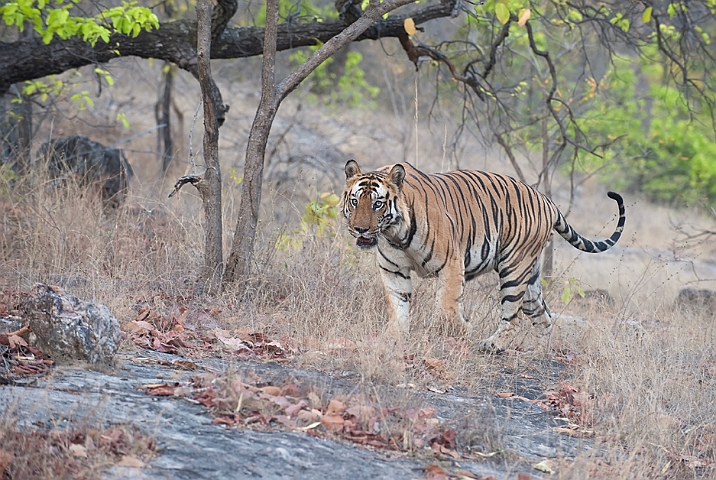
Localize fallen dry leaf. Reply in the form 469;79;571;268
424;358;444;370
533;459;555;474
144;383;177;396
116;455;145;468
423;463;448;479
69;444;88;458
346;405;376;424
0;449;13;475
8;335;27;349
285;400;308;417
259;386;281;396
497;392;514;398
320;414;345;431
325;398;347;416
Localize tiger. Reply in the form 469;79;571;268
341;160;626;352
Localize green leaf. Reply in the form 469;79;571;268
116;112;130;129
568;9;582;22
495;3;510;24
561;288;572;304
667;3;676;18
642;6;652;23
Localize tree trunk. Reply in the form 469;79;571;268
156;62;175;173
0;86;32;176
541;113;554;281
195;0;224;294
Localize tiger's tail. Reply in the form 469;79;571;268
554;192;626;253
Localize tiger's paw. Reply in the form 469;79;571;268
477;339;505;354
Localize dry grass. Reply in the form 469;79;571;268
2;127;715;479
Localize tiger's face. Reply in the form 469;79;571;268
341;160;406;249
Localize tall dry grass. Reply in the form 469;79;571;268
1;161;715;478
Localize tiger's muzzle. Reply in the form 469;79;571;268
351;226;379;248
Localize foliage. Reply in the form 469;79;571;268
227;167;244;185
560;278;585;305
275;192;341;250
425;0;716;210
289;46;380;108
0;0;159;46
252;0;337;27
575;55;716;205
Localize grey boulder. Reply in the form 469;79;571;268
22;283;121;365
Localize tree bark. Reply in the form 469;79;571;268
540;112;554;281
195;0;224;294
222;0;420;284
0;0;458;95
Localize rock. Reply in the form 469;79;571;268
582;289;615;306
570;289;615;307
675;288;716;312
22;284;121;365
0;315;23;333
36;135;133;208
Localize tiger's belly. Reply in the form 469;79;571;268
464;240;499;280
378;237;498;280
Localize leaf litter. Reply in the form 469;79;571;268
143;369;465;459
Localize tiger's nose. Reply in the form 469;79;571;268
354;226;369;234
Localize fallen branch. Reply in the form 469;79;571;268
8;326;30;337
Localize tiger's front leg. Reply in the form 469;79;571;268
378;251;413;336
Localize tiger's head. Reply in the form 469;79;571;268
341;159;406;249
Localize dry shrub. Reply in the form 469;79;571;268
546;296;716;478
0;169;204;316
0;422;155;479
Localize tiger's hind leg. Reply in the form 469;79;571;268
523;262;553;346
478;258;537;353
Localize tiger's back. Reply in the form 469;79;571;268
382;165;559;281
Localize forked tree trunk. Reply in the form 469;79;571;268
222;0;417;285
222;0;279;285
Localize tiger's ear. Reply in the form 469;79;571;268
345;160;361;182
388;164;406;190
